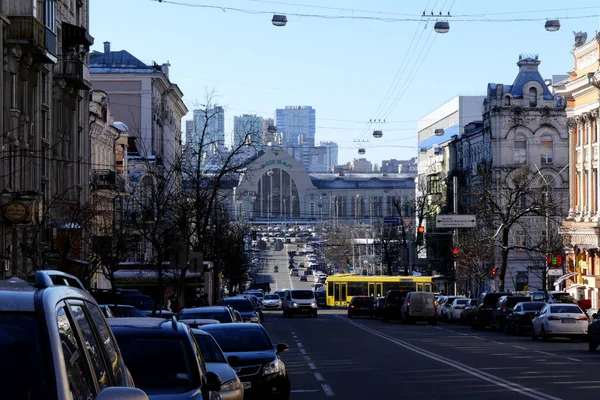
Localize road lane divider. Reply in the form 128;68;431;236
336;315;562;400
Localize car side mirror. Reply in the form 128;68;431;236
205;371;222;392
228;355;241;368
534;312;540;316
96;387;149;400
276;343;289;354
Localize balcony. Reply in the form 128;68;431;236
6;16;57;64
62;23;94;49
55;56;91;90
91;170;117;191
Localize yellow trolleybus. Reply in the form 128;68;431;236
325;274;444;307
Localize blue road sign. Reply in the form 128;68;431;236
384;217;399;224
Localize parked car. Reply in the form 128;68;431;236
472;292;512;330
490;295;531;331
221;297;262;323
588;312;600;352
373;296;387;319
448;298;470;322
191;329;244;400
0;270;146;400
109;317;222;399
462;299;478;325
532;303;589;341
105;304;148;318
348;296;375;319
401;292;437;325
282;289;318;317
200;323;291;399
504;301;546;335
530;291;577;304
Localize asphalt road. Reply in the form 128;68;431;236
256;246;600;400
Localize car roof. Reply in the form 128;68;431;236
103;304;137;308
180;306;230;313
200;322;262;331
108;317;189;337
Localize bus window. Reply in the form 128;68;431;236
328;281;333;296
341;284;347;304
334;284;340;302
417;283;423;292
368;283;375;297
348;282;367;296
424;284;431;292
376;283;382;297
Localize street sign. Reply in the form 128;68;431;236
384;217;399;224
435;214;476;228
402;217;413;229
548;268;562;276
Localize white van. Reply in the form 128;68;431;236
282;289;318;317
401;291;437;325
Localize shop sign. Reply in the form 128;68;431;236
3;201;30;223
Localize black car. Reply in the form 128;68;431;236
201;323;291;400
108;317;222;399
373;297;386;319
221;297;262;323
472;292;512;330
382;290;409;322
178;306;237;325
348;296;374;319
504;301;546;335
589;312;600;352
314;291;327;308
490;295;531;331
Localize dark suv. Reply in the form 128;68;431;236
0;270;147;400
109;317;222;399
472;292;512;330
348;296;375;319
381;290;409;322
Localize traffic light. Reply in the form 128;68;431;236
452;247;459;256
546;254;563;266
416;226;424;245
491;267;497;277
346;258;351;268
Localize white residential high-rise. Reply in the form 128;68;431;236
319;141;339;172
276;106;316;147
185;120;194;144
234;114;263;148
193;106;225;147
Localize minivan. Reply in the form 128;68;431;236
401;292;437;325
282;289;318;317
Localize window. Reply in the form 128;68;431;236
44;0;56;32
57;306;94;399
541;137;553;164
69;304;109;390
504;96;511;106
529;87;537;107
86;302;125;386
515;230;527;248
514;138;527;164
348;282;368;296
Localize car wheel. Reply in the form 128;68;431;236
589;341;597;352
541;326;549;342
514;323;521;336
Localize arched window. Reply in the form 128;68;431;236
541;136;553;164
514;136;527;164
504;96;511;106
529;87;538;107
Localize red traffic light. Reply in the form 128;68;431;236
417;226;425;233
452;247;459;256
491;267;497;276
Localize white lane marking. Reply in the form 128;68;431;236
314;372;324;381
566;357;582;362
513;346;527;350
491;341;504;345
297;342;303;348
337;316;562;400
308;362;316;370
288;266;295;289
300;348;307;355
304;356;311;362
322;384;335;397
291;389;320;393
536;351;556;357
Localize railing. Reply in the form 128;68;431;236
56;56;90;90
6;16;46;49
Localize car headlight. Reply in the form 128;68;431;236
311;302;317;308
250;316;259;322
220;378;242;392
263;359;282;375
292;302;298;308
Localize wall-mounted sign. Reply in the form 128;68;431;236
3;201;30;223
260;159;293;169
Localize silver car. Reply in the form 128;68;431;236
192;329;244;400
262;294;283;310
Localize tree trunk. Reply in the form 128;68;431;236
498;229;510;292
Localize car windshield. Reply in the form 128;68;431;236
0;313;48;399
352;297;373;305
552;293;577;303
292;290;314;299
115;337;199;391
223;299;254;312
455;299;469;305
264;294;280;300
550;305;582;314
193;334;227;363
204;327;272;352
180;310;232;323
522;302;545;311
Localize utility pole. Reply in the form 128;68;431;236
453;175;458;296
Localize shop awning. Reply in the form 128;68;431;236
553;272;578;287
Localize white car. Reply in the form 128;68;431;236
532;303;589;341
449;298;471;321
262;294;283;310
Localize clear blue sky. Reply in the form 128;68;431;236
90;0;600;167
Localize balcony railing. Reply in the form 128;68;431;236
6;16;56;63
55;56;91;90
